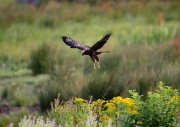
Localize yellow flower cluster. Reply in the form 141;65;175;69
57;96;138;124
170;96;180;102
105;96;137;115
112;96;134;106
167;95;180;105
75;97;84;102
90;96;137;121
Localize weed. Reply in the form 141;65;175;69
0;108;29;127
29;42;62;75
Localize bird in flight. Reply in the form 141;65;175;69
62;31;112;69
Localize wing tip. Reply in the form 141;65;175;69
104;30;112;36
62;36;67;40
107;30;112;35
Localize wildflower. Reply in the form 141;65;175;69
170;96;180;102
102;115;112;120
59;106;64;110
167;96;180;105
75;97;84;102
124;98;134;107
93;99;105;106
104;102;116;112
112;96;123;103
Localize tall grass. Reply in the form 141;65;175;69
0;108;29;127
0;1;180;126
0;0;180;113
29;42;62;75
31;39;180;107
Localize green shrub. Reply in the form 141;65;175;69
12;88;36;106
0;4;34;28
81;72;120;100
29;43;62;75
10;82;180;126
49;95;113;126
126;82;180;127
1;87;8;99
0;108;29;127
38;82;60;112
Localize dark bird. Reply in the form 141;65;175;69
62;31;112;69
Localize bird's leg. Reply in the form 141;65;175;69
94;63;96;70
97;61;101;69
90;56;97;70
93;55;100;69
94;61;96;70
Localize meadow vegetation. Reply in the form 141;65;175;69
9;82;180;127
0;0;180;126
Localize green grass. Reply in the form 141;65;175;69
0;1;180;126
10;82;180;127
0;108;30;127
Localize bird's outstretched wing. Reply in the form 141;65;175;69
90;31;112;51
62;36;90;50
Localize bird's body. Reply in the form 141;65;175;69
62;31;112;69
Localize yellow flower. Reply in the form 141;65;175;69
167;95;180;104
112;96;123;103
171;96;180;102
124;98;134;107
104;102;116;112
59;105;64;110
75;97;84;102
102;115;112;120
93;99;105;106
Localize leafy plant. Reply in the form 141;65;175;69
29;42;62;75
128;82;180;127
10;82;180;126
8;116;62;127
38;82;60;112
81;72;120;100
0;108;29;127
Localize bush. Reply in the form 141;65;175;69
0;108;29;127
81;72;121;100
126;82;180;127
38;82;60;112
51;82;180;126
10;82;180;126
29;42;63;75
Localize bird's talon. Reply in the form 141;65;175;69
94;64;96;70
97;62;101;69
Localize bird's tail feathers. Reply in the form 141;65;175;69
101;51;110;53
96;51;110;55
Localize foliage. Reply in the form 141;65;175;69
46;82;180;126
127;82;180;127
8;116;62;127
10;82;180;126
29;42;62;75
49;94;137;126
0;108;29;127
81;72;120;100
38;82;61;112
0;1;180;126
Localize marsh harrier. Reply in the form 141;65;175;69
62;31;112;69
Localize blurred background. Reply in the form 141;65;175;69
0;0;180;126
